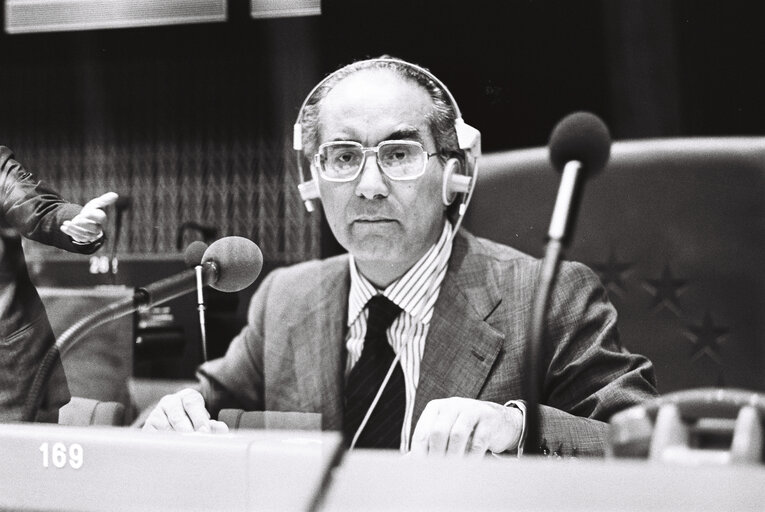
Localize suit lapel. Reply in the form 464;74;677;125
413;232;506;427
287;259;349;430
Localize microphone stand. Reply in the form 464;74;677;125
195;265;208;362
525;160;582;455
21;293;140;422
524;111;610;455
23;235;262;423
22;263;218;423
109;197;131;285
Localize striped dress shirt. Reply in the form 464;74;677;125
346;221;453;452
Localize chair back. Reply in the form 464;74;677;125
464;137;765;393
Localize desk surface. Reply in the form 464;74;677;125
319;449;765;512
0;423;343;512
1;423;764;512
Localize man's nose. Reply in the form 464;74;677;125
354;153;389;199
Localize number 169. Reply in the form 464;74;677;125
39;442;84;469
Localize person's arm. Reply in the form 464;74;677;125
0;146;116;253
410;397;524;456
60;192;118;247
410;262;657;457
143;270;277;432
532;261;657;456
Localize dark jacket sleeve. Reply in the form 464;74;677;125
0;146;103;254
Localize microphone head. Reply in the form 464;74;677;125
115;195;133;211
548;112;611;175
183;241;208;268
202;236;263;293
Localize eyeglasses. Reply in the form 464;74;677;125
314;140;438;182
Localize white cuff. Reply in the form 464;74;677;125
70;231;104;245
491;400;527;459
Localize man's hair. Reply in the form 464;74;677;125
299;56;461;163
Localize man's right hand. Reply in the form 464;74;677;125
142;388;229;433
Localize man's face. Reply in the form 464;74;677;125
315;69;447;283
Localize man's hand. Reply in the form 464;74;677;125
60;191;119;243
142;388;229;433
410;397;523;456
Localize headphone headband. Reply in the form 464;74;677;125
293;57;481;214
293;58;480;155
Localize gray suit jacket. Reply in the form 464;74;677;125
198;229;657;456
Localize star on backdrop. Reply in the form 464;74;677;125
685;311;728;365
591;250;633;297
643;265;686;316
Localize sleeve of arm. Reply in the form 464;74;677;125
0;146;101;254
535;262;658;457
195;269;278;418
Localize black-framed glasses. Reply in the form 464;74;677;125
314;140;438;182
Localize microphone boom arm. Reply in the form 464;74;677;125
525;162;584;454
21;261;219;423
524;111;611;455
21;295;137;422
547;161;582;241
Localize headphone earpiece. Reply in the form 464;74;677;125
297;159;321;212
297;179;320;212
442;158;471;206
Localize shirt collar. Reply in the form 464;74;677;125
347;221;454;326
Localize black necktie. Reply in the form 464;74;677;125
344;295;405;449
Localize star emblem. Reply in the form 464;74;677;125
591;250;633;296
643;265;686;316
684;311;728;364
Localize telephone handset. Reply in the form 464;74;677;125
608;388;765;465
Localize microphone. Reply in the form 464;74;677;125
524;112;611;454
109;195;132;284
137;236;262;307
22;237;263;423
547;112;611;242
114;195;133;212
184;240;208;268
201;236;263;293
184;241;210;360
176;221;219;250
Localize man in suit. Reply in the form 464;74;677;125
0;146;117;422
144;57;657;456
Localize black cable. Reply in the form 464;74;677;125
22;293;141;422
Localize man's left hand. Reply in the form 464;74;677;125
410;397;523;456
61;191;119;243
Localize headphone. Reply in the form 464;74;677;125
292;58;481;224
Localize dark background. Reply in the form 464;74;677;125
3;1;764;157
2;0;764;378
3;1;764;256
